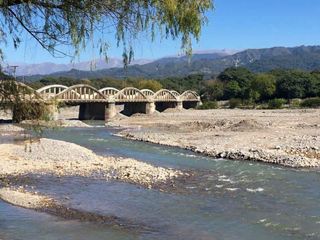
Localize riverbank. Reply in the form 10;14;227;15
0;134;183;188
112;108;320;168
0;123;185;214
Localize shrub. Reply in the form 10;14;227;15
300;97;320;108
198;101;218;109
268;98;286;109
289;99;301;108
12;101;51;123
229;98;242;109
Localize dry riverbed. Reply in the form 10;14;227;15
113;108;320;168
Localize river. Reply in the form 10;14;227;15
1;125;320;239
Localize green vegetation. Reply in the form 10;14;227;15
300;97;320;108
0;80;51;122
228;98;242;109
267;98;286;109
197;101;218;110
201;67;320;109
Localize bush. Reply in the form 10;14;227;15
229;98;242;109
300;97;320;108
289;99;301;108
12;101;52;123
268;98;286;109
198;101;218;109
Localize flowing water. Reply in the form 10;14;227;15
1;125;320;239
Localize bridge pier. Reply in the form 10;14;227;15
79;103;106;120
105;102;117;120
146;102;155;115
176;101;183;110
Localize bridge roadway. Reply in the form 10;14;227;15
8;83;201;120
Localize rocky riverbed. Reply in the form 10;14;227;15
0;123;185;213
113;108;320;168
0;136;183;188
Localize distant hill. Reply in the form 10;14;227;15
23;45;320;81
12;58;152;76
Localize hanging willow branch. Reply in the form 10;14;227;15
0;0;213;64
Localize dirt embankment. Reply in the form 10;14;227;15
113;108;320;168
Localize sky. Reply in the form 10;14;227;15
2;0;320;64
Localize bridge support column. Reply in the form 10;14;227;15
105;101;117;120
145;102;155;115
176;101;183;110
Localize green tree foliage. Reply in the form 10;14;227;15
224;81;241;99
0;80;50;122
300;97;320;108
0;0;213;61
218;67;255;99
159;74;204;93
273;70;308;99
250;73;276;101
200;80;224;101
268;98;286;109
135;79;163;92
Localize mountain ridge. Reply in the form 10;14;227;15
20;45;320;80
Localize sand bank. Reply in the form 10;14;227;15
112;109;320;168
0;137;183;188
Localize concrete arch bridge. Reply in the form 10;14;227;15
17;84;201;120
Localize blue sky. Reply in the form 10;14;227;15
3;0;320;64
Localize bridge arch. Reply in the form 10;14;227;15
37;85;68;94
170;90;180;98
99;87;120;99
37;85;69;100
141;89;155;98
153;89;178;102
55;84;107;102
180;90;199;101
10;81;43;100
115;87;148;102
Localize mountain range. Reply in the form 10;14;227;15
15;45;320;80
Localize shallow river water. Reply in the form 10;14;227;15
1;125;320;239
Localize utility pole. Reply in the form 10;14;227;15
10;65;18;80
6;65;19;80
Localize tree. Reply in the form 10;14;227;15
250;73;276;101
135;79;162;92
0;0;213;63
201;80;224;100
218;67;254;98
273;69;309;99
310;71;320;97
224;80;241;99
